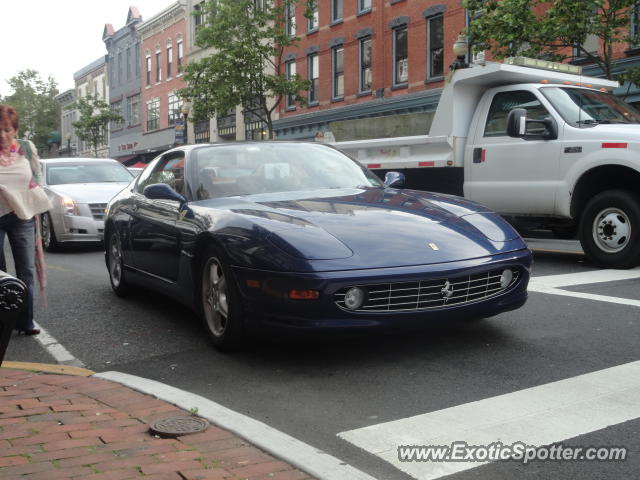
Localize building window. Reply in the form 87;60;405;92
111;101;123;130
155;49;162;83
126;47;131;80
632;3;640;46
194;3;204;29
285;60;296;109
127;94;140;126
332;46;344;99
146;98;160;131
427;15;444;79
167;92;182;126
359;36;372;93
145;54;151;86
118;51;123;85
358;0;371;14
167;44;173;79
307;0;318;32
135;44;140;77
308;53;319;104
393;27;408;86
573;34;599;59
177;35;184;73
332;0;343;23
286;4;296;37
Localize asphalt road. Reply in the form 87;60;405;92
4;241;639;480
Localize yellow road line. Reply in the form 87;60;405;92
1;361;94;376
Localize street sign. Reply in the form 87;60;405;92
174;118;186;144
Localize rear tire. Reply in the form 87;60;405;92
199;246;244;351
106;231;131;297
41;213;61;252
579;189;640;269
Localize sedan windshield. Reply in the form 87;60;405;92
193;143;382;199
47;163;133;185
541;86;640;126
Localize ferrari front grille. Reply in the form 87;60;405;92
334;268;520;312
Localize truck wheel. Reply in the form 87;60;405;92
579;189;640;269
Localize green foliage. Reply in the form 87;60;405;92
464;0;640;81
70;94;123;158
180;0;311;139
1;70;59;156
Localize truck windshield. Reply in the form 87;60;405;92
541;87;640;126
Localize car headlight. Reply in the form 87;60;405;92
61;196;79;215
343;287;366;310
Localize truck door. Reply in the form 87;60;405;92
466;89;561;215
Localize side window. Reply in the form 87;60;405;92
484;91;550;137
137;153;185;195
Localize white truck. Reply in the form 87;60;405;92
334;57;640;269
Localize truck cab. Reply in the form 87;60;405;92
334;58;640;268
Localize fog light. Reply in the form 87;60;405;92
344;287;365;310
500;269;514;289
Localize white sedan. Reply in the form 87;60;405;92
40;158;133;251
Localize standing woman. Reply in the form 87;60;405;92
0;105;52;335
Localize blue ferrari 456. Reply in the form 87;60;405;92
104;142;532;349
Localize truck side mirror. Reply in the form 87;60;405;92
507;108;558;140
507;108;527;137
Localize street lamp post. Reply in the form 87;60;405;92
450;33;469;71
181;101;191;144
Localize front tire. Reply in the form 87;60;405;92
199;247;244;351
106;231;131;297
41;213;61;252
579;189;640;269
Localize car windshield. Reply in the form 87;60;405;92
541;86;640;126
192;143;382;199
47;163;133;185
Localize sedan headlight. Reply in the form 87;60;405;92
60;196;79;215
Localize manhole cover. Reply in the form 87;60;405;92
149;416;209;438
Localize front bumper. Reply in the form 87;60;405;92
53;204;106;243
231;249;532;334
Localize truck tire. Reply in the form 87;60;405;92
579;189;640;269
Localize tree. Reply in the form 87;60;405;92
180;0;311;139
1;70;59;155
464;0;640;81
70;94;123;158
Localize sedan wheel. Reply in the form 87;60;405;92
107;231;131;296
41;213;60;252
201;249;243;350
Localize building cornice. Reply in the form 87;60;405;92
137;1;187;39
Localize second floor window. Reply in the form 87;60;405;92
359;37;372;93
308;53;319;104
332;0;343;23
286;4;296;37
145;55;151;86
427;15;444;79
194;3;204;29
146;98;160;131
118;52;123;85
394;27;408;86
155;51;162;82
177;36;184;72
111;101;123;130
167;45;173;79
127;94;140;126
126;47;131;80
359;0;371;14
168;92;182;126
307;0;318;32
332;46;344;98
285;60;296;109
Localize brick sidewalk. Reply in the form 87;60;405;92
0;368;314;480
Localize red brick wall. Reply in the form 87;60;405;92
280;0;466;119
141;18;187;132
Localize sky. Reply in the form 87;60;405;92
1;0;167;97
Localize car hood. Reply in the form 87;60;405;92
47;183;130;204
195;187;525;268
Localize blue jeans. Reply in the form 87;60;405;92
0;213;35;330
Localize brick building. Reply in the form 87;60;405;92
137;1;188;158
273;0;640;141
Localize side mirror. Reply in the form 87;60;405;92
143;183;186;204
507;108;558;140
384;171;405;188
